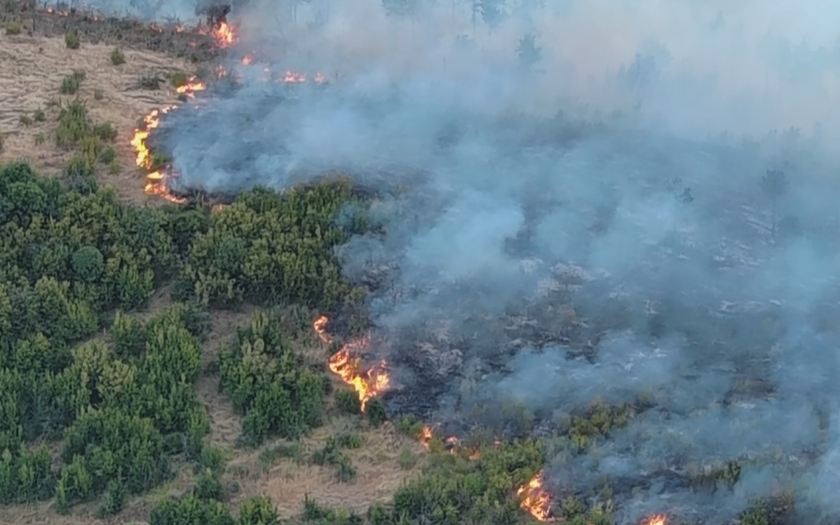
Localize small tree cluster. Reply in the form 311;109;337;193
219;310;326;446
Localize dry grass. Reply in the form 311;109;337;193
195;309;256;449
228;418;427;520
0;31;191;202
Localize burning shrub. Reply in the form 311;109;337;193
219;310;326;446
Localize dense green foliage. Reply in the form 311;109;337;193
220;310;327;447
175;185;368;310
0;160;365;515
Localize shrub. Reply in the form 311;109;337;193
60;70;85;95
93;88;104;101
220;310;326;446
98;146;116;164
19;114;32;126
334;389;361;415
33;107;45;122
34;133;45;145
365;397;388;427
110;47;125;65
194;469;224;501
92;122;117;142
71;245;105;282
239;495;279;525
140;74;162;90
5;22;22;35
56;99;89;147
65;29;80;49
170;71;188;88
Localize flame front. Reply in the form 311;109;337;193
130;105;186;203
176;77;207;98
517;471;554;522
644;516;666;525
213;21;236;47
313;316;390;411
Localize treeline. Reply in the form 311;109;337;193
0;160;367;514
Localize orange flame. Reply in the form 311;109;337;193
313;316;390;411
644;516;666;525
213;21;235;47
131;105;186;203
176;77;206;98
517;471;554;522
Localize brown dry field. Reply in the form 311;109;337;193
0;30;189;203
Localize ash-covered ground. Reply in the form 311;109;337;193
153;1;840;523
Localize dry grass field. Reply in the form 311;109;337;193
0;31;189;203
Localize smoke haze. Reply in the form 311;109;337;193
157;0;840;522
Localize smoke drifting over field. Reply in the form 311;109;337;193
164;0;840;522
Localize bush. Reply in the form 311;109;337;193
33;108;45;122
239;495;279;525
56;99;90;147
194;469;224;501
140;74;163;90
60;70;85;95
181;184;368;309
65;29;80;49
98;145;116;164
365;397;388;427
110;47;125;65
93;122;117;142
334;389;362;415
5;22;22;35
220;310;326;446
170;70;188;88
71;245;104;283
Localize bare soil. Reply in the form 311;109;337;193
0;30;192;202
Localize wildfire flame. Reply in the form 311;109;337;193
312;316;390;411
212;21;235;47
176;77;207;98
644;516;666;525
130;105;187;203
517;471;555;522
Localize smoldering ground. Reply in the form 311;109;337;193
159;0;840;522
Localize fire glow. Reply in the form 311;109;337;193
644;515;666;525
312;316;389;411
517;471;554;522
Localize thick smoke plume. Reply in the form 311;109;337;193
163;0;840;522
